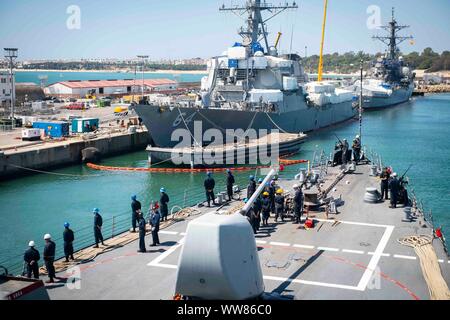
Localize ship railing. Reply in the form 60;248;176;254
410;190;449;257
0;176;255;276
365;147;449;257
0;124;13;132
311;149;328;179
210;100;279;113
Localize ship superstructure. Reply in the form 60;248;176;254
133;1;356;148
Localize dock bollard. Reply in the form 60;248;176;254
364;187;381;203
369;165;378;176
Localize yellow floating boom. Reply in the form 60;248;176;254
317;0;328;82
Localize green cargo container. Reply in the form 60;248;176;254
71;118;100;133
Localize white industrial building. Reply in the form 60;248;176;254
44;79;178;98
0;72;14;108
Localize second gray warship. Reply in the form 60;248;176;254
351;8;415;109
133;1;356;148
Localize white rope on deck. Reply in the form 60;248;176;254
398;235;450;300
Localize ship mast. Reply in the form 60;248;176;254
373;7;413;60
220;0;298;51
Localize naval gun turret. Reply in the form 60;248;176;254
175;169;276;300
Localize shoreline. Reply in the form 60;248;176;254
8;69;208;75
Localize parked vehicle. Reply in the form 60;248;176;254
66;102;86;110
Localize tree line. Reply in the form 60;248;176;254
302;48;450;74
8;47;449;74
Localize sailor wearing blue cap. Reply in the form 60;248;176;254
204;172;216;207
226;169;235;201
247;175;257;199
63;222;75;262
159;187;170;222
137;211;147;253
131;195;141;232
93;208;104;248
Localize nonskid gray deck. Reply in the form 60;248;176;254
47;163;449;300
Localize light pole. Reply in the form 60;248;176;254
137;55;148;100
4;48;18;121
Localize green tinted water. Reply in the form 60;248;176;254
1;94;449;273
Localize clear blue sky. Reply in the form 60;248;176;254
0;0;449;60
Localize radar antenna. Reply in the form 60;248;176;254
220;1;298;51
372;7;413;60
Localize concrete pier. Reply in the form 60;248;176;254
0;129;150;180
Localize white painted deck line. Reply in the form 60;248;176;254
342;249;365;255
159;230;179;235
152;263;178;269
263;275;359;291
293;244;315;250
314;218;391;229
317;247;340;252
255;240;267;244
147;238;184;267
368;252;391;257
357;225;394;291
393;254;417;260
270;242;291;247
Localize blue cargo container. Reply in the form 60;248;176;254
71;118;99;133
32;121;70;138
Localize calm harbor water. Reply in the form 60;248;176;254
15;71;206;85
1;93;449;273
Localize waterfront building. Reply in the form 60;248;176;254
44;79;177;98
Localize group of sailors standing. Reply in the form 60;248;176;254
130;188;170;253
22;188;170;282
332;134;408;209
243;176;304;234
23;231;66;283
333;135;362;166
380;167;408;209
199;170;305;234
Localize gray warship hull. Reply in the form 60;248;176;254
364;84;414;109
133;100;356;148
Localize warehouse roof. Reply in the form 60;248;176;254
49;79;177;89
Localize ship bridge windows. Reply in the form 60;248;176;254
218;69;254;81
279;65;295;76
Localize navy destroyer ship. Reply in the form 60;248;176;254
133;1;356;148
352;8;415;109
